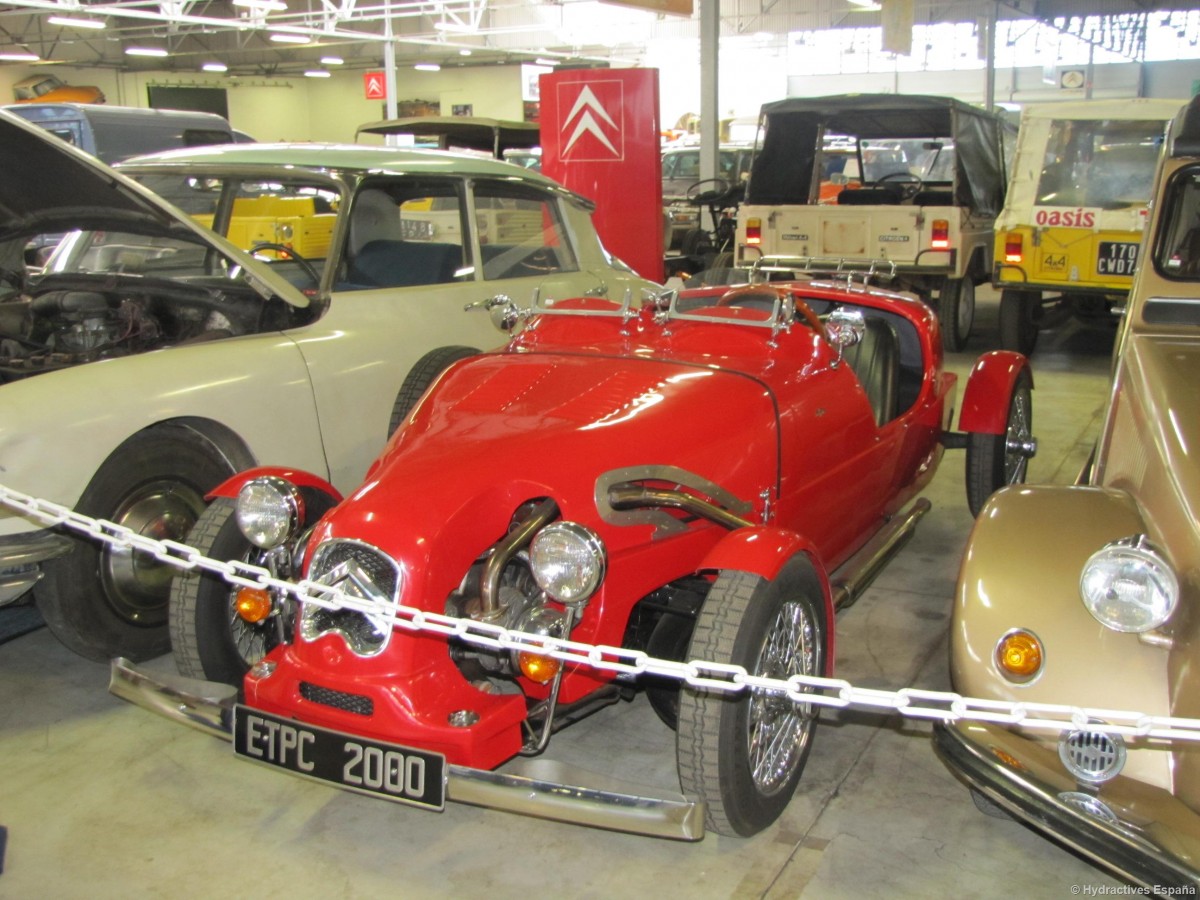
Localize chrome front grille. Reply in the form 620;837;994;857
300;681;374;716
303;539;400;657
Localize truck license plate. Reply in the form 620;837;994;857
1097;241;1139;276
233;705;446;811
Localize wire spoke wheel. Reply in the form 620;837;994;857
966;368;1035;517
748;598;819;795
676;556;826;836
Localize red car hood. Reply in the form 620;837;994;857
307;349;779;608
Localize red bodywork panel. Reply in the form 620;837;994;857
207;467;342;502
959;351;1033;435
246;281;970;769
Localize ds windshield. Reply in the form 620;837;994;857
1156;167;1200;280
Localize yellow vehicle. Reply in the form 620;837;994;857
994;99;1184;354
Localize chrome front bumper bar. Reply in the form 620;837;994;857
110;658;705;841
0;531;73;606
934;721;1200;890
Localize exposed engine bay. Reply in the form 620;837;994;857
0;273;300;382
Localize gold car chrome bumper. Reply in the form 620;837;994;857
109;658;705;841
934;721;1200;890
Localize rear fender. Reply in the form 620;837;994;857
698;526;835;672
959;350;1032;435
206;467;342;505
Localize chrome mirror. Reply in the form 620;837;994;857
465;294;523;332
825;308;865;365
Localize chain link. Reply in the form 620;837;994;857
6;482;1200;743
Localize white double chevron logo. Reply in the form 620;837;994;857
559;82;623;161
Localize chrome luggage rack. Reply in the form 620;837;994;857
470;256;897;340
747;255;899;289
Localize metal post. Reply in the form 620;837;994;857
699;0;719;181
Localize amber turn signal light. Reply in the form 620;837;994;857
518;650;561;684
995;629;1043;682
235;587;273;624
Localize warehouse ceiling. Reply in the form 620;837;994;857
0;0;1190;77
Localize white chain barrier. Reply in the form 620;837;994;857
6;481;1200;744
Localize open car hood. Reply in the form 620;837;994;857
0;109;309;308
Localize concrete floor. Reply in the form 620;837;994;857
0;292;1130;898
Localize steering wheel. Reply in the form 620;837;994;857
717;286;824;331
875;171;925;201
250;242;321;288
686;177;732;207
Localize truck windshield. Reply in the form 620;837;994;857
859;138;954;183
1036;119;1165;210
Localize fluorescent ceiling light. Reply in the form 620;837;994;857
458;49;472;56
414;63;440;72
0;52;40;61
319;55;343;65
304;69;331;78
433;21;473;33
125;47;169;57
269;33;310;44
845;0;882;8
232;0;288;10
46;15;106;30
535;57;559;66
202;62;228;72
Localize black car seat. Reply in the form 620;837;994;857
842;317;900;426
344;188;461;288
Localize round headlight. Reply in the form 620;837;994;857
529;522;605;606
236;476;304;549
1079;535;1178;633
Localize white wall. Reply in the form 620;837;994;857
2;56;1196;145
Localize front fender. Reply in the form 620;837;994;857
207;467;341;504
698;526;835;673
953;485;1172;786
958;350;1032;435
0;335;325;539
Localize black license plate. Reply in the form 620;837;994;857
233;705;446;811
1097;241;1139;276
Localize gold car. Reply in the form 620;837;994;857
935;95;1200;889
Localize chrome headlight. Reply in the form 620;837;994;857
236;476;304;549
1079;535;1179;633
529;522;605;606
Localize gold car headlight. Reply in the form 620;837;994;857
529;522;605;606
235;476;303;549
1079;535;1178;633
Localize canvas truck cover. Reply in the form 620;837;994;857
745;94;1011;216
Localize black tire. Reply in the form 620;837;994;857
939;277;975;352
387;346;480;439
169;497;276;684
966;368;1034;517
35;423;239;662
676;556;826;837
680;228;713;260
998;289;1040;356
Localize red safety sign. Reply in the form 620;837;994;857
363;72;386;101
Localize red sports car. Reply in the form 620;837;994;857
113;259;1035;840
